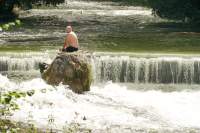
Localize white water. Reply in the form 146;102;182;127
1;74;200;132
0;52;55;73
59;0;150;10
2;52;200;84
92;55;200;84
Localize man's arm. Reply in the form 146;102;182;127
63;35;68;49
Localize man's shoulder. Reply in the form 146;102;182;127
71;32;78;38
71;31;77;35
67;32;77;35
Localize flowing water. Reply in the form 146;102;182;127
1;0;200;132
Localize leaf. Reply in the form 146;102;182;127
4;95;12;104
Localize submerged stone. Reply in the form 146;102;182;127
39;52;92;94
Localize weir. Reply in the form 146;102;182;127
92;55;200;84
1;53;200;84
0;54;53;71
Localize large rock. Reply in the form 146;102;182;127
39;52;92;94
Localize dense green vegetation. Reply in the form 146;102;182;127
113;0;200;23
0;89;36;132
0;0;64;22
148;0;200;23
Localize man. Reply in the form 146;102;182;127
62;26;79;52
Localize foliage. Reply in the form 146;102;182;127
108;0;200;23
0;90;25;132
0;0;65;21
0;90;26;117
148;0;200;23
125;0;200;23
0;119;42;133
0;119;20;133
0;89;36;132
0;19;21;31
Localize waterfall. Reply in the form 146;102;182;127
0;53;53;72
92;55;200;84
2;53;200;84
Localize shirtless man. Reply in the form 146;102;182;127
62;26;79;52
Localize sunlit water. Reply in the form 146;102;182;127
1;52;200;132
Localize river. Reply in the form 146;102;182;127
0;0;200;132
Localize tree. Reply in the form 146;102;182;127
148;0;200;23
0;0;65;21
110;0;200;23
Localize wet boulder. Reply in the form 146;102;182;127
39;52;92;94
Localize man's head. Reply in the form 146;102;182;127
66;26;72;33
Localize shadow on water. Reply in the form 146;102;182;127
146;22;200;35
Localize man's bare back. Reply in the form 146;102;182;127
62;26;79;52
